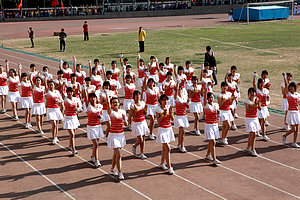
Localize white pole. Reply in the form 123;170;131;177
291;0;294;21
247;3;249;24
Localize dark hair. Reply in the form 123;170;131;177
85;77;91;82
21;72;27;78
110;97;119;104
192;76;198;81
185;61;191;66
177;66;184;74
159;63;164;67
257;78;263;88
133;90;141;99
48;80;55;85
84;21;87;23
125;75;132;79
288;82;297;91
206;46;211;52
123;58;128;62
35;76;43;83
63;61;68;66
111;60;117;65
126;64;132;69
228;73;233;77
61;28;64;31
57;70;63;75
166;72;172;77
139;59;144;63
147;78;155;84
106;70;113;76
88;93;97;100
261;70;268;76
248;87;256;95
70;73;77;78
150;56;155;60
76;64;81;68
30;64;36;68
92;67;97;73
286;73;292;78
9;69;16;76
94;59;99;63
204;62;209;67
43;66;49;71
66;87;73;93
231;65;237;71
103;81;111;89
165;57;170;63
207;92;214;99
221;81;228;87
158;94;169;104
203;69;208;73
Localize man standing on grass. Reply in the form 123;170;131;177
204;46;218;85
83;21;89;41
28;27;34;48
59;28;67;52
138;27;146;52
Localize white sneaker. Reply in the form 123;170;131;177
256;132;262;137
52;138;59;144
223;138;228;145
95;160;101;167
234;113;239;118
72;150;78;155
38;131;44;136
292;143;300;148
90;156;95;163
13;116;19;121
168;167;175;175
127;126;132;131
231;124;237;130
263;135;270;141
251;149;258;157
111;169;118;176
284;124;290;131
132;144;136;156
149;134;156;140
24;124;29;128
139;153;147;160
206;155;213;161
105;137;108;143
157;164;168;171
195;130;201;136
265;121;270;126
213;159;222;165
118;173;125;180
282;134;287;144
180;146;187;153
28;123;32;128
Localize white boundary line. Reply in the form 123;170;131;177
2;113;152;200
0;141;76;200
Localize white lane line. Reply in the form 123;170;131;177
167;32;300;59
3;113;152;200
0;142;76;200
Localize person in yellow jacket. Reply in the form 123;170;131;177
138;27;146;52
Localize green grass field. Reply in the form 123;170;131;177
3;20;300;109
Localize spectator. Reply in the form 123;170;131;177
28;27;34;48
138;27;146;52
204;46;218;85
228;8;234;21
83;21;89;41
59;28;67;52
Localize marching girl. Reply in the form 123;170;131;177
217;82;234;145
45;80;64;144
174;65;187;90
148;56;159;83
100;81;114;140
83;91;104;167
253;73;270;141
0;62;9;114
162;72;176;107
202;62;213;80
31;77;46;135
281;73;293;130
89;66;103;98
225;73;238;130
20;72;33;128
73;61;86;86
123;75;136;129
184;61;194;89
67;73;82;112
59;61;72;83
108;61;122;89
82;77;96;112
188;76;203;136
39;66;53;85
7;63;21;120
230;66;241;118
261;70;271;126
106;70;120;96
142;78;159;140
91;59;105;78
137;54;146;88
123;65;136;83
203;89;222;165
282;73;300;148
158;63;167;94
244;87;261;156
54;70;67;95
164;57;174;73
200;69;213;120
107;96;128;180
119;54;129;73
174;83;189;153
129;90;149;159
63;87;80;155
155;94;175;175
29;64;39;84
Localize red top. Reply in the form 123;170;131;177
256;88;268;107
138;66;145;78
124;83;135;100
64;98;78;116
62;68;72;82
218;92;231;111
227;81;237;96
281;83;287;99
29;71;38;85
33;86;45;103
175;97;187;116
244;98;258;118
83;24;88;32
287;92;299;111
0;72;8;86
21;81;32;97
67;82;81;98
201;78;212;93
109;68;120;81
46;90;61;108
184;67;194;81
54;78;67;95
158;70;167;83
87;103;102;126
177;74;186;88
132;101;146;122
76;71;86;85
146;87;158;105
110;110;125;133
101;91;113;110
204;103;219;124
190;85;201;103
163;80;175;96
150;65;157;75
156;106;172;128
91;75;102;91
8;76;19;92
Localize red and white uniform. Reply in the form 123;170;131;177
286;92;300;125
91;75;103;98
86;103;104;140
145;87;159;116
148;62;158;83
227;81;238;109
67;82;81;98
137;66;146;87
107;109;127;148
8;76;20;103
189;84;203;113
31;86;46;115
54;78;67;95
63;97;80;129
281;83;288;111
217;92;234;122
29;71;39;84
20;81;33;108
204;103;220;140
40;73;53;85
108;79;120;96
96;65;104;76
158;69;167;93
177;74;186;89
164;63;174;72
0;72;8;96
184;67;194;88
62;68;73;82
123;83;136;111
75;71;86;85
263;77;271;105
232;73;240;83
244;98;261;133
108;68;121;81
131;101;150;135
155;105;175;143
174;95;189;128
162;79;175;106
124;71;136;83
100;90;114;122
256;88;270;119
46;90;63;121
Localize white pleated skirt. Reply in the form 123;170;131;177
107;132;126;148
204;123;220;140
174;115;189;128
0;86;8;95
102;110;110;122
149;74;158;83
281;98;288;111
230;100;237;109
8;91;20;103
95;90;101;99
257;106;270;119
167;96;175;107
190;102;203;113
87;125;104;140
132;120;150;136
156;127;175;144
20;97;33;109
138;78;144;88
245;117;261;133
123;99;134;111
158;83;163;93
47;108;63;121
220;110;234;122
63;115;80;129
31;103;46;115
147;104;157;116
286;111;300;125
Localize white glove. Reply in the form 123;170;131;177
120;53;123;58
73;57;76;62
88;60;91;64
60;60;63;64
137;53;141;59
155;58;158;62
177;79;181;84
227;69;231;74
5;60;9;66
253;72;258;77
18;64;22;69
63;79;67;84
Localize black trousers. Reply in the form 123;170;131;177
139;41;144;52
30;38;34;47
60;40;66;51
84;32;89;41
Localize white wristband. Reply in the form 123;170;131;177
18;64;22;69
88;60;91;64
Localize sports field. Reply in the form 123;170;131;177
0;14;300;200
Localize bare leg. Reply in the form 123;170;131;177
148;115;154;135
92;139;99;160
160;144;165;165
259;118;266;136
68;129;76;151
51;120;57;139
112;151;116;169
293;125;298;143
178;127;184;146
222;121;230;139
284;125;296;138
140;135;145;154
194;113;199;130
164;143;171;168
209;140;216;160
113;148;122;173
105;121;111;137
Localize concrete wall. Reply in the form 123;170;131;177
3;5;242;22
